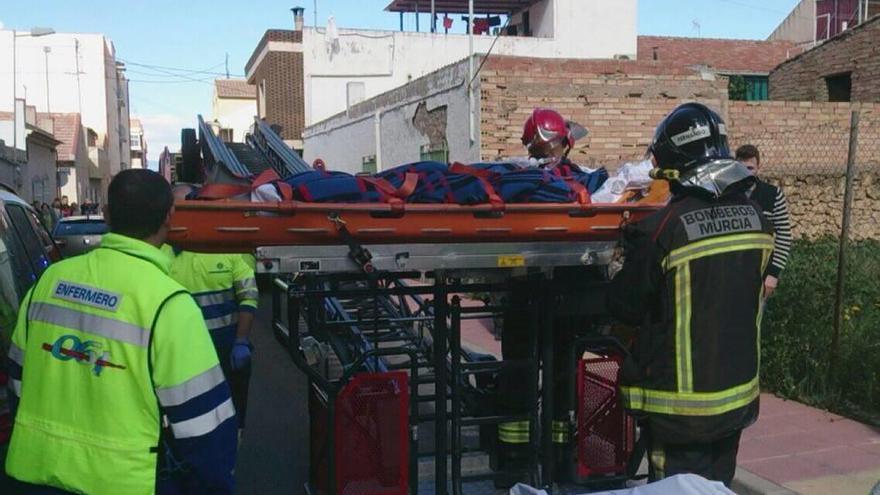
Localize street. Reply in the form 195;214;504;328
234;293;309;495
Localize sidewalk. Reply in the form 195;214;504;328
734;394;880;495
457;302;880;495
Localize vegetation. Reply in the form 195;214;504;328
761;238;880;425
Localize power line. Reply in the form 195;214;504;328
118;58;244;78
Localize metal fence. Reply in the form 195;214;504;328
735;107;880;420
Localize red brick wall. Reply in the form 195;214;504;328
248;30;305;142
770;18;880;102
479;56;728;166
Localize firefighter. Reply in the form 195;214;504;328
494;108;591;485
5;169;236;494
607;103;774;486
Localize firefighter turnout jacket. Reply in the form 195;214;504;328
607;191;774;444
5;233;237;494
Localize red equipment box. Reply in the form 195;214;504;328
310;372;410;495
575;355;635;479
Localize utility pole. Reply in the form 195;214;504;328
75;38;83;114
225;52;230;79
43;46;52;114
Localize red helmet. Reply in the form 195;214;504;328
521;108;588;159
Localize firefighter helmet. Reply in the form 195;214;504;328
648;103;731;174
521;108;588;159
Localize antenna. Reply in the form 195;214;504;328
692;19;702;38
225;52;230;79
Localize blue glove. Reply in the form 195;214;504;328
230;338;252;370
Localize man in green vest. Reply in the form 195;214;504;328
5;169;237;494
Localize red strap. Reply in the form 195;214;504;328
252;169;281;188
449;162;496;179
275;182;294;201
477;177;505;210
358;174;419;201
196;183;252;200
565;177;590;204
396;172;419;199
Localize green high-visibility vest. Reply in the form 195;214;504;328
6;233;221;495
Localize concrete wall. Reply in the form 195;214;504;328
212;97;256;143
56;129;92;205
302;0;637;125
770;18;880;102
304;59;478;173
22;138;57;205
768;0;815;44
0;31;128;186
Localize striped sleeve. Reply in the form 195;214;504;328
232;255;258;312
765;188;793;278
152;293;236;494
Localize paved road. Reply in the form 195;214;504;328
235;294;309;494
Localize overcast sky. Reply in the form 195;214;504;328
1;0;802;167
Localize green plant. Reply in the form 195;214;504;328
728;75;748;101
761;238;880;425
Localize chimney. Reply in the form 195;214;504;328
292;7;305;31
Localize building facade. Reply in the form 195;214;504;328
246;0;638;150
0;30;130;198
770;16;880;102
130;118;147;168
769;0;880;45
211;79;257;143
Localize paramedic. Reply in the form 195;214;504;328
5;169;236;494
607;103;773;486
494;108;593;485
735;144;792;299
165;187;258;438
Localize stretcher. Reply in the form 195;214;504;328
167;180;670;266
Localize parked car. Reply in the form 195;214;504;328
0;186;59;490
52;215;108;257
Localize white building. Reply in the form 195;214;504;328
246;0;637;148
130;118;147;168
0;30;130;196
211;79;256;143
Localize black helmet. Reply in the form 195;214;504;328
649;103;731;174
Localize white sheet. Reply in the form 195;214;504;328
509;474;736;495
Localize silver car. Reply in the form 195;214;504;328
53;215;108;257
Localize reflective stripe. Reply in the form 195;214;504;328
170;397;236;439
234;278;257;291
650;445;666;479
10;378;21;397
675;264;693;393
206;313;236;330
621;376;760;416
552;420;570;444
498;421;529;444
237;290;260;301
155;365;225;407
193;289;235;307
28;302;150;348
8;342;24;366
664;233;774;270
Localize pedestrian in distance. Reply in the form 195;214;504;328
735;144;792;299
607;103;774;486
4;169;237;494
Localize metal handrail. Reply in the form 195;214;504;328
197;114;251;179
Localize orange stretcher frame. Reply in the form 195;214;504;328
168;182;670;252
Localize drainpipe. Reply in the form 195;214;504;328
374;111;383;171
468;0;475;145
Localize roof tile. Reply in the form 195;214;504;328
215;79;256;99
638;35;804;74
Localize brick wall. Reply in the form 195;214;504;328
249;30;305;143
480;56;728;166
770;17;880;102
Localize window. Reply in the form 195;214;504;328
258;80;267;118
6;204;51;280
420;142;449;163
220;128;234;143
362;155;377;174
54;220;108;236
826;73;852;102
728;75;769;101
347;82;366;110
130;134;141;149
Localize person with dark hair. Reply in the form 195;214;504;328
735;144;792;298
608;103;774;486
5;169;237;494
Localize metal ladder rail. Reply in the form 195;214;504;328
196;115;252;179
248;117;310;178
